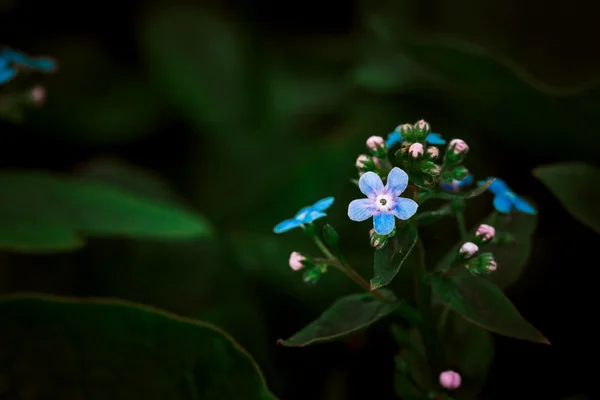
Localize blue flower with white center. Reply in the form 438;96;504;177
273;197;335;233
441;174;474;192
0;47;57;85
348;167;418;235
385;131;446;148
477;177;536;214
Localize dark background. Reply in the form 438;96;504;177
1;0;597;399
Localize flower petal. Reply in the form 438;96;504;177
458;174;474;187
386;131;402;147
385;167;409;197
513;196;536;215
273;218;303;233
391;197;418;220
311;197;335;212
373;212;396;235
302;210;327;224
481;177;510;195
359;171;384;198
0;66;16;84
348;199;376;221
492;195;513;214
426;132;446;145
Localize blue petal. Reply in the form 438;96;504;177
457;174;474;188
348;199;376;221
294;206;312;220
385;167;409;197
22;57;56;72
373;212;396;235
311;197;335;212
426;132;446;145
392;197;418;220
513;196;536;215
358;171;384;198
0;66;16;84
301;210;327;224
482;177;510;195
273;218;303;233
441;181;457;192
493;195;513;214
386;131;402;147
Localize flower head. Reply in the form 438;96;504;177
476;224;496;242
348;167;418;235
366;136;385;151
441;174;473;192
289;252;306;271
448;139;469;155
459;242;479;258
0;47;57;85
426;146;439;159
274;197;335;233
386;129;446;148
439;370;461;390
408;143;424;158
478;177;536;214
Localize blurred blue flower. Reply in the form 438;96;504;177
273;197;335;233
441;174;474;192
386;131;446;147
348;167;418;235
0;47;57;85
478;177;536;214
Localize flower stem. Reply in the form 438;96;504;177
456;210;468;240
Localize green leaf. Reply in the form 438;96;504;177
533;162;600;233
0;293;276;399
435;211;537;289
431;268;548;343
322;224;340;254
0;171;211;252
371;223;418;290
434;179;494;200
415;203;453;226
277;289;400;347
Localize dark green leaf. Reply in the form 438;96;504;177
415;203;453;226
0;171;211;252
323;224;340;254
533;162;600;233
371;223;418;290
277;289;400;347
0;293;276;399
435;179;494;200
432;268;548;343
435;211;537;289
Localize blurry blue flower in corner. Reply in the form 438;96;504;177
441;174;474;192
478;177;536;214
386;131;446;147
273;197;335;233
0;47;57;85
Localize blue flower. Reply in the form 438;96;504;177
348;167;418;235
0;47;57;85
441;174;474;192
477;177;536;214
386;131;446;148
273;197;335;233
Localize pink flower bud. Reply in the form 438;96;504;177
476;224;496;242
487;260;497;272
439;370;461;390
426;146;439;158
366;136;385;151
289;252;306;271
408;143;424;158
31;86;45;105
459;242;479;258
356;155;369;169
449;139;469;155
373;157;381;168
416;119;429;131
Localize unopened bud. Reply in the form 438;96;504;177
467;252;497;275
366;136;385;151
445;139;469;165
451;166;469;180
459;242;479;258
369;227;395;249
475;224;496;243
356;154;376;171
399;123;415;142
426;146;439;159
413;119;430;141
420;161;441;177
289;252;306;271
439;370;461;390
30;86;45;106
302;267;321;285
408;143;424;158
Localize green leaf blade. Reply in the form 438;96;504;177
0;293;277;400
533;162;600;233
277;289;400;347
431;269;548;344
371;223;418;290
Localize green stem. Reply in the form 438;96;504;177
456;210;467;240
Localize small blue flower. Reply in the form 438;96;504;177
477;177;536;214
441;174;474;192
273;197;335;233
348;167;418;235
386;131;446;147
0;47;57;85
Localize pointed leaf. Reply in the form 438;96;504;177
435;179;494;200
533;162;600;233
435;211;537;289
371;223;418;290
0;171;211;252
431;268;548;343
277;289;401;347
0;293;277;399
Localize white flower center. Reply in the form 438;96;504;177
376;194;394;212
